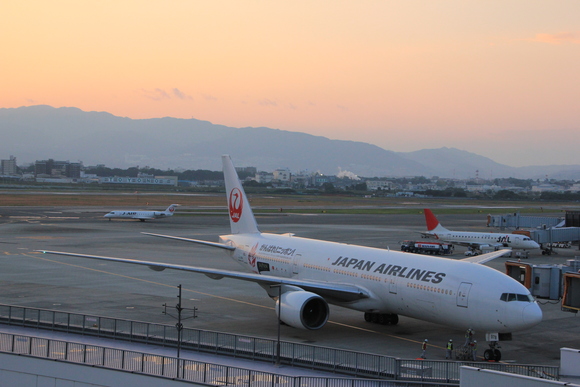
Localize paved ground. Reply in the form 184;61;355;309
1;203;579;367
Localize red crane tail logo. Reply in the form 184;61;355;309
229;188;243;223
248;242;258;267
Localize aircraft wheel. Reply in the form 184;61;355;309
483;349;493;361
364;312;372;322
378;314;388;325
371;313;380;323
493;349;501;361
388;314;399;325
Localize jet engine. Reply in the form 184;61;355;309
277;290;329;330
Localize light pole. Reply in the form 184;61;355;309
162;284;197;376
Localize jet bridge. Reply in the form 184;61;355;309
505;259;580;312
562;272;580;313
488;212;580;254
487;213;564;230
532;228;580;254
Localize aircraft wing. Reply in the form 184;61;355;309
142;232;236;251
447;241;479;249
460;249;512;264
36;250;369;302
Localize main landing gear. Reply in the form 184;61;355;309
364;312;399;325
483;341;502;361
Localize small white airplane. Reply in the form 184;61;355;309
104;204;180;221
422;209;540;253
39;156;542;361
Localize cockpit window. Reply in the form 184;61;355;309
500;293;533;302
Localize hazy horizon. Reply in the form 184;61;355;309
2;2;579;167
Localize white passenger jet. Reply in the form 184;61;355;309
104;204;180;221
422;209;540;253
39;156;542;361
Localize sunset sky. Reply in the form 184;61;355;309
2;1;579;167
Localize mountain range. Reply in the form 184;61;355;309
1;105;579;180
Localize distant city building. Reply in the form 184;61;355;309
254;171;274;184
273;168;291;182
100;175;178;186
35;159;82;178
1;155;17;175
366;180;393;191
291;170;313;188
531;183;565;193
236;166;257;175
313;173;336;186
464;184;502;193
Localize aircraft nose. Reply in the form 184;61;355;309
522;303;543;327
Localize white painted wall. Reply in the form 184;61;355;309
460;366;580;387
561;347;580;378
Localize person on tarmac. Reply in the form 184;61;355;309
421;339;428;359
471;340;478;361
464;328;474;347
446;339;454;360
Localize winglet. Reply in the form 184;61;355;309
222;155;260;234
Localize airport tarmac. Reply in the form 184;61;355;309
1;204;579;367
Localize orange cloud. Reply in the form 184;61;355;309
532;32;580;45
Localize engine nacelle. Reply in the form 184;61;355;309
277;290;329;330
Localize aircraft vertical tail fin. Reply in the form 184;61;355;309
222;155;260;235
424;209;448;232
165;204;180;215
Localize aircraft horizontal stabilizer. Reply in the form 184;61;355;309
460;249;512;264
35;250;368;303
141;232;236;251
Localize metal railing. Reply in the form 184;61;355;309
0;332;456;387
0;304;560;383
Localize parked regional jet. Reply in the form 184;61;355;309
422;209;540;252
104;204;179;221
39;156;542;361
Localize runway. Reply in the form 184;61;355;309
1;205;579;366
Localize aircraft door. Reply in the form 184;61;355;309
456;282;472;308
389;278;397;294
236;246;248;263
292;254;303;275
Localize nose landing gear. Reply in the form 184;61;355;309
483;341;502;361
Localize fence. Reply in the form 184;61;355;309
0;304;560;384
1;332;458;387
